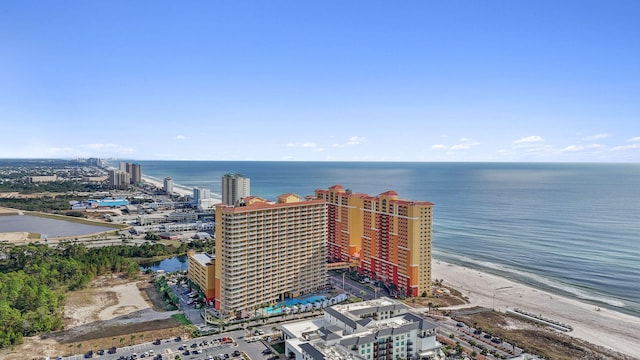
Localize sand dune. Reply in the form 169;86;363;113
431;260;640;358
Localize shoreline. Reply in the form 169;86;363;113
141;174;193;197
431;260;640;358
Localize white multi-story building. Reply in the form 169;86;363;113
214;194;327;315
282;297;441;360
222;173;250;205
163;177;174;194
193;187;211;202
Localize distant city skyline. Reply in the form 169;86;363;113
1;1;638;162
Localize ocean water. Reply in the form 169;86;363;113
120;161;640;317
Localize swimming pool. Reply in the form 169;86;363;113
264;295;327;315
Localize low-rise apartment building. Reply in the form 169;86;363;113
282;297;441;360
187;249;215;300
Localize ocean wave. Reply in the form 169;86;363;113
434;251;627;308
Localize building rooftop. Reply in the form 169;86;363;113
193;252;214;266
282;297;439;360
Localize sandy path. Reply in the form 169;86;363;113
98;282;152;320
428;260;640;358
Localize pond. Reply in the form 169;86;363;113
140;255;188;273
0;214;116;238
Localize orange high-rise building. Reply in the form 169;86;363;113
315;185;433;297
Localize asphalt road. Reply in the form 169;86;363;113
327;272;388;300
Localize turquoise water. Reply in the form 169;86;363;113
264;295;327;314
120;161;640;317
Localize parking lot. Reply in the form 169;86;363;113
59;327;281;360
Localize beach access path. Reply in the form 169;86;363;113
428;260;640;358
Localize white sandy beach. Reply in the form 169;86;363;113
430;260;640;358
141;175;194;197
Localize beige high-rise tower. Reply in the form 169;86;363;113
214;194;327;314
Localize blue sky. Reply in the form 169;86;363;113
1;1;639;162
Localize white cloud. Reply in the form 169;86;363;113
313;147;325;152
451;140;480;150
432;144;447;150
176;134;187;140
628;137;640;142
581;133;610;141
561;144;605;152
47;147;88;157
287;142;318;148
347;136;367;145
513;136;544;144
611;144;640;151
79;143;134;155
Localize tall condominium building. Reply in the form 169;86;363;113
214;194;327;315
163;177;174;194
108;169;130;190
130;163;142;184
316;185;434;297
117;161;142;184
221;173;250;205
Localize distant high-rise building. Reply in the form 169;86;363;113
130;163;142;184
119;162;128;172
221;173;250;205
193;187;211;203
213;194;327;313
316;185;434;297
163;177;174;194
108;169;130;190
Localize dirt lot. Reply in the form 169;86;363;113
0;275;185;360
406;286;469;308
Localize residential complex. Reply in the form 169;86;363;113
221;173;250;205
187;250;215;300
213;193;327;315
282;297;440;360
112;161;142;187
108;169;130;189
315;185;434;297
29;174;58;183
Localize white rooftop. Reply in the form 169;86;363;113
193;252;213;266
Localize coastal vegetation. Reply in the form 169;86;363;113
0;241;199;348
0;196;77;212
0;181;105;194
